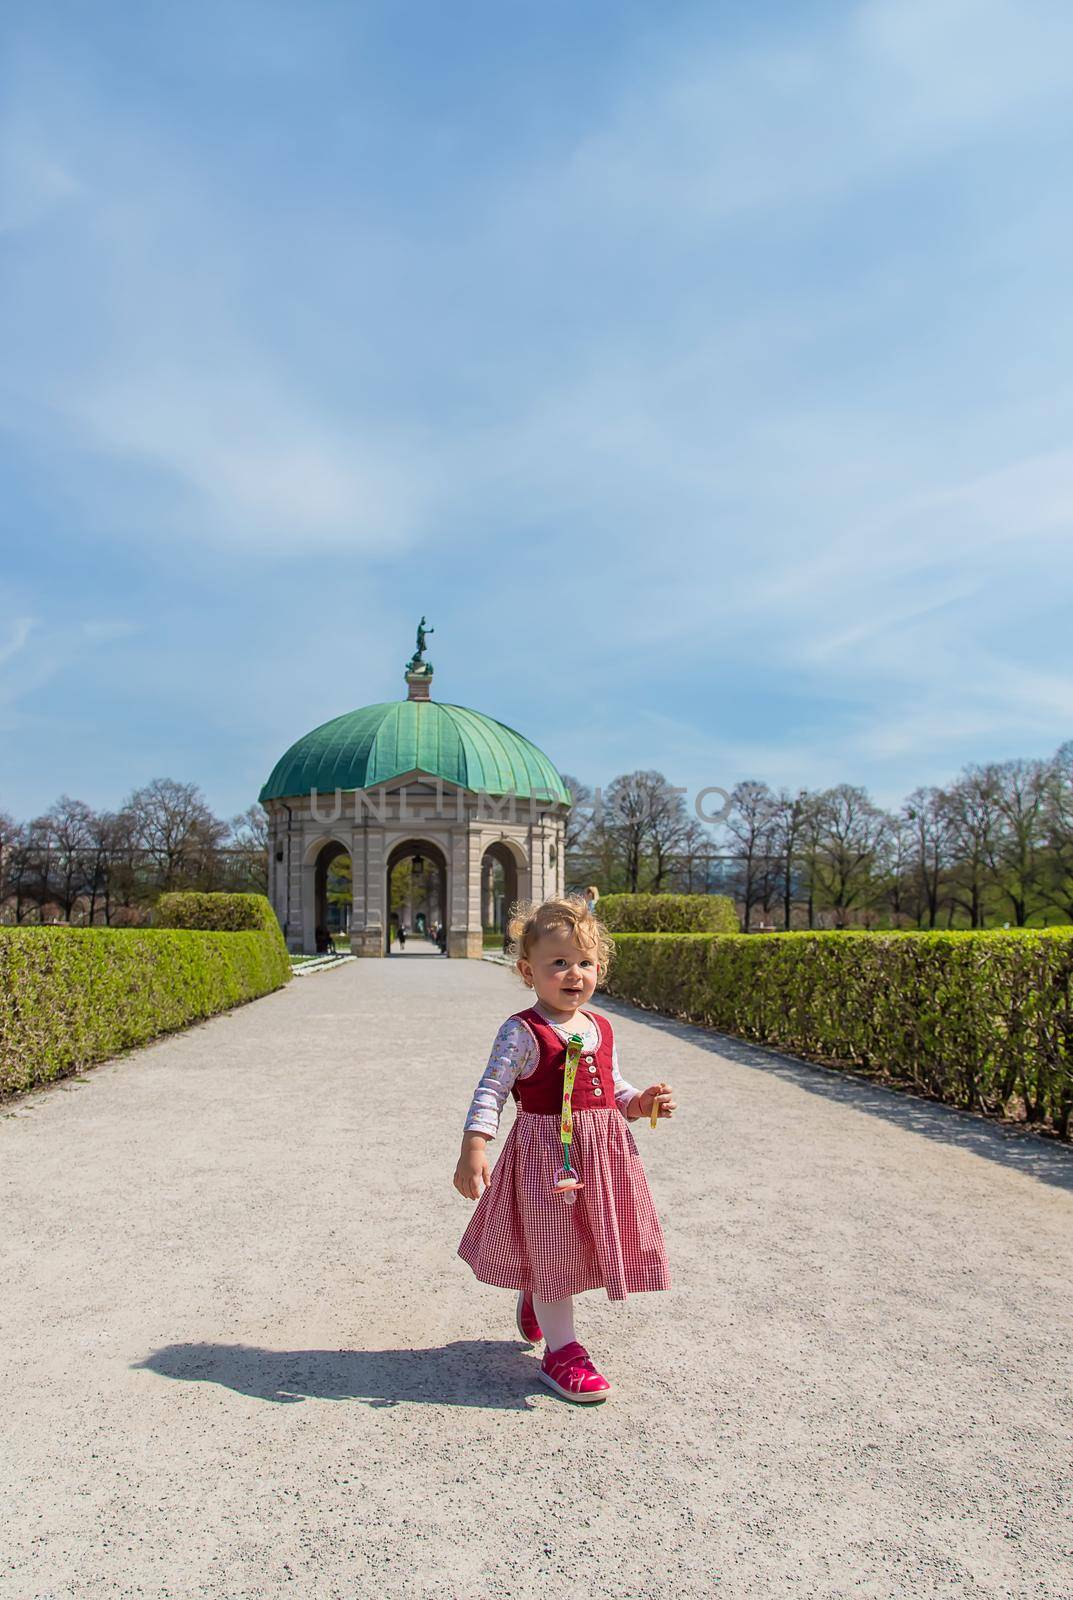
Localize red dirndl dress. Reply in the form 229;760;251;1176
457;1007;671;1302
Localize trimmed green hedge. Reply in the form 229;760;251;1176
598;893;739;934
154;891;282;935
1;893;290;1099
603;929;1073;1139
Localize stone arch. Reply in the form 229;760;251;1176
480;839;523;949
260;650;572;957
300;835;353;954
385;836;449;956
301;833;354;869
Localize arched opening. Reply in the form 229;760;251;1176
385;838;448;956
481;841;519;952
313;841;352;954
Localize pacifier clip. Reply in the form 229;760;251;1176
553;1032;586;1205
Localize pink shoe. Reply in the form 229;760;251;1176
516;1290;543;1344
538;1340;612;1403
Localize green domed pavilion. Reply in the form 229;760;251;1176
259;700;571;808
259;621;572;957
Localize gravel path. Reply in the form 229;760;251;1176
2;954;1071;1600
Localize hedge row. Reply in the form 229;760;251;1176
0;894;290;1099
153;891;286;934
602;929;1073;1139
598;893;739;934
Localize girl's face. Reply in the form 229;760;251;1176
519;927;600;1014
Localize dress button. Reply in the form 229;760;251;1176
593;1087;603;1096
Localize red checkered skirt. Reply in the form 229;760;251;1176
457;1108;671;1302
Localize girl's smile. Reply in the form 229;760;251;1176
456;891;674;1390
517;928;600;1022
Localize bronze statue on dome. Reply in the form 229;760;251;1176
406;617;434;675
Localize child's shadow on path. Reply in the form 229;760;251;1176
133;1339;541;1410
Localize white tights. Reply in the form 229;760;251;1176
531;1293;576;1352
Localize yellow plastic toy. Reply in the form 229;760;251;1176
554;1034;587;1205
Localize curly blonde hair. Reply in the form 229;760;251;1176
506;893;615;986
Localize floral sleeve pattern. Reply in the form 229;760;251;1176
462;1017;538;1140
463;1014;641;1136
611;1039;641;1119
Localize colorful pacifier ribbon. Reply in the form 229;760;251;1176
560;1032;585;1175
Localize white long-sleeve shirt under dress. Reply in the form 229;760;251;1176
457;1005;672;1301
463;1010;643;1139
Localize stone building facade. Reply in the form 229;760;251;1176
258;650;571;958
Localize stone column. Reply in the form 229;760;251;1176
300;840;317;955
447;822;483;958
350;818;386;957
284;816;304;953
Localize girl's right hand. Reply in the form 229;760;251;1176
454;1136;491;1200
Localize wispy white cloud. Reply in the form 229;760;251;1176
0;135;84;234
855;651;1073;767
64;364;428;551
0;611;143;735
0;617;37;668
79;619;146;643
1;74;432;551
2;2;1072;815
496;0;1073;242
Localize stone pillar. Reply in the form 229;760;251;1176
267;811;290;944
447;825;482;958
351;819;386;956
527;820;546;903
285;825;304;952
481;856;494;927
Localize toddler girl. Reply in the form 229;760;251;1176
454;893;675;1403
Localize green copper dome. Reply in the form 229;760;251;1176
259;699;572;806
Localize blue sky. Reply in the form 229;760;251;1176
3;0;1073;823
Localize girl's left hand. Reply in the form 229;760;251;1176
639;1082;676;1118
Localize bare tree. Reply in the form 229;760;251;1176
24;814;57;922
879;812;916;927
41;796;95;922
80;809;127;925
903;786;954;928
559;774;591;859
646;780;692;892
229;803;268;854
811;785;891;927
224;803;270;893
0;816;35;922
672;817;726;895
766;788;811;930
978;759;1049;926
1042;742;1073;921
597;771;664;892
943;772;996;929
725;781;778;931
795;793;828;929
125;778;228;892
0;809;17;922
561;775;614;892
604;772;651;893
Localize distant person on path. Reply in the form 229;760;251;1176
585;885;599;914
453;894;676;1403
398;924;407;949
